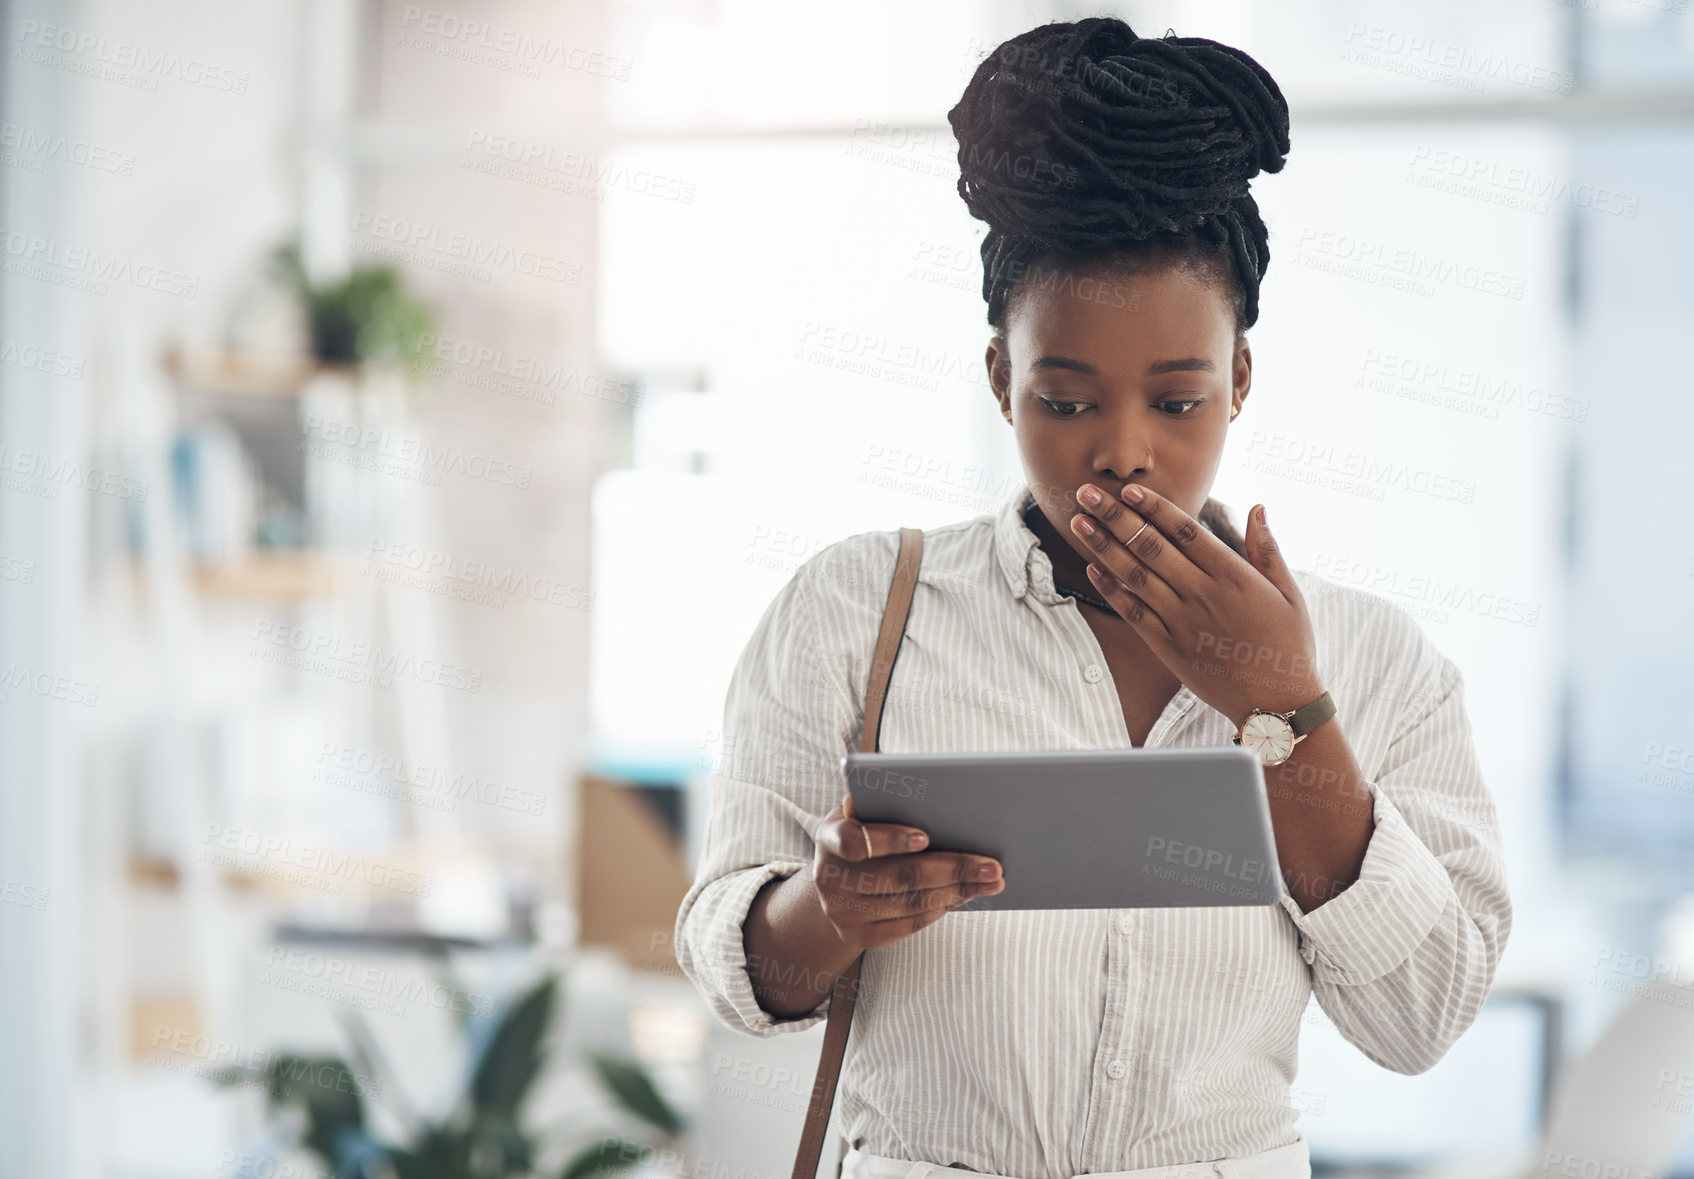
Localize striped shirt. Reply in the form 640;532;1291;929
673;477;1513;1175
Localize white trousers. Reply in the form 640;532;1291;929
839;1137;1310;1179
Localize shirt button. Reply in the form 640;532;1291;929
1107;1060;1126;1079
1083;664;1103;683
1118;915;1133;935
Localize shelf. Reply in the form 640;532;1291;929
161;345;359;399
125;551;345;601
189;551;341;599
128;854;404;901
127;857;182;888
128;840;500;902
270;922;528;955
127;857;260;893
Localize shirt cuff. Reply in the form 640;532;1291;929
1277;778;1452;987
686;861;833;1036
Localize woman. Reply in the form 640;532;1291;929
674;16;1512;1178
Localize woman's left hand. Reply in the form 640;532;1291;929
1068;482;1325;727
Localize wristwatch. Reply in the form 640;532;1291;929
1232;691;1336;766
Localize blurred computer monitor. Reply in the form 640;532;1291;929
1295;990;1558;1168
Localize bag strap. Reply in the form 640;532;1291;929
790;525;924;1179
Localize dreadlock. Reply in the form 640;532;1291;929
947;17;1291;334
949;18;1290;558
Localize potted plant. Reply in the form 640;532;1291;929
270;240;435;376
211;973;687;1179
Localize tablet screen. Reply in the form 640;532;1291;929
843;747;1281;910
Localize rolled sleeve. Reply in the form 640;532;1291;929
1277;777;1452;985
674;861;830;1036
1280;648;1513;1075
673;554;875;1037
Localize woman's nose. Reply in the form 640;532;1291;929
1092;437;1151;484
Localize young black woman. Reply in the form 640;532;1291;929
676;17;1511;1177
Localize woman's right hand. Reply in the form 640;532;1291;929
810;793;1005;951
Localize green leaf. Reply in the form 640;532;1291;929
493;1122;532;1173
468;975;557;1120
271;241;307;287
589;1055;685;1135
323;1126;385;1179
391;1126;473;1179
384;1149;425;1179
425;961;477;1035
464;1117;533;1176
386;1147;449;1179
269;234;434;370
207;1065;265;1087
559;1138;650;1179
334;1008;424;1136
259;1054;368;1161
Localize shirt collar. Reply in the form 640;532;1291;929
993;477;1065;606
991;475;1204;739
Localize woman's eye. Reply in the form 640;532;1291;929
1039;399;1088;417
1160;398;1205;416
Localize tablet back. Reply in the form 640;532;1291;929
842;747;1283;910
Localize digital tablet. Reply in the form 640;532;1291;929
841;747;1284;911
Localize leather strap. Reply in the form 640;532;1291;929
1289;690;1336;737
790;525;923;1179
861;527;925;759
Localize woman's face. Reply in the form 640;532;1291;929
986;263;1252;570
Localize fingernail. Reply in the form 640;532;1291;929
1123;484;1144;503
908;832;927;850
1077;484;1101;506
978;862;1000;880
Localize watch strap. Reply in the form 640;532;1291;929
1288;690;1336;737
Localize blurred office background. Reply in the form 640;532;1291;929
1;0;1692;1175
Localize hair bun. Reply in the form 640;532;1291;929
948;17;1291;327
949;18;1289;244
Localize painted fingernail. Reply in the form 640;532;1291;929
1078;484;1101;506
908;832;927;850
1123;484;1145;503
978;862;1000;880
1087;563;1105;582
1074;516;1096;537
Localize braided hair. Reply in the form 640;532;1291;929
947;17;1291;335
950;18;1290;559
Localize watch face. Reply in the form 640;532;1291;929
1242;712;1295;763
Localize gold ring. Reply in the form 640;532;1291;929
1127;520;1150;547
862;823;874;861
